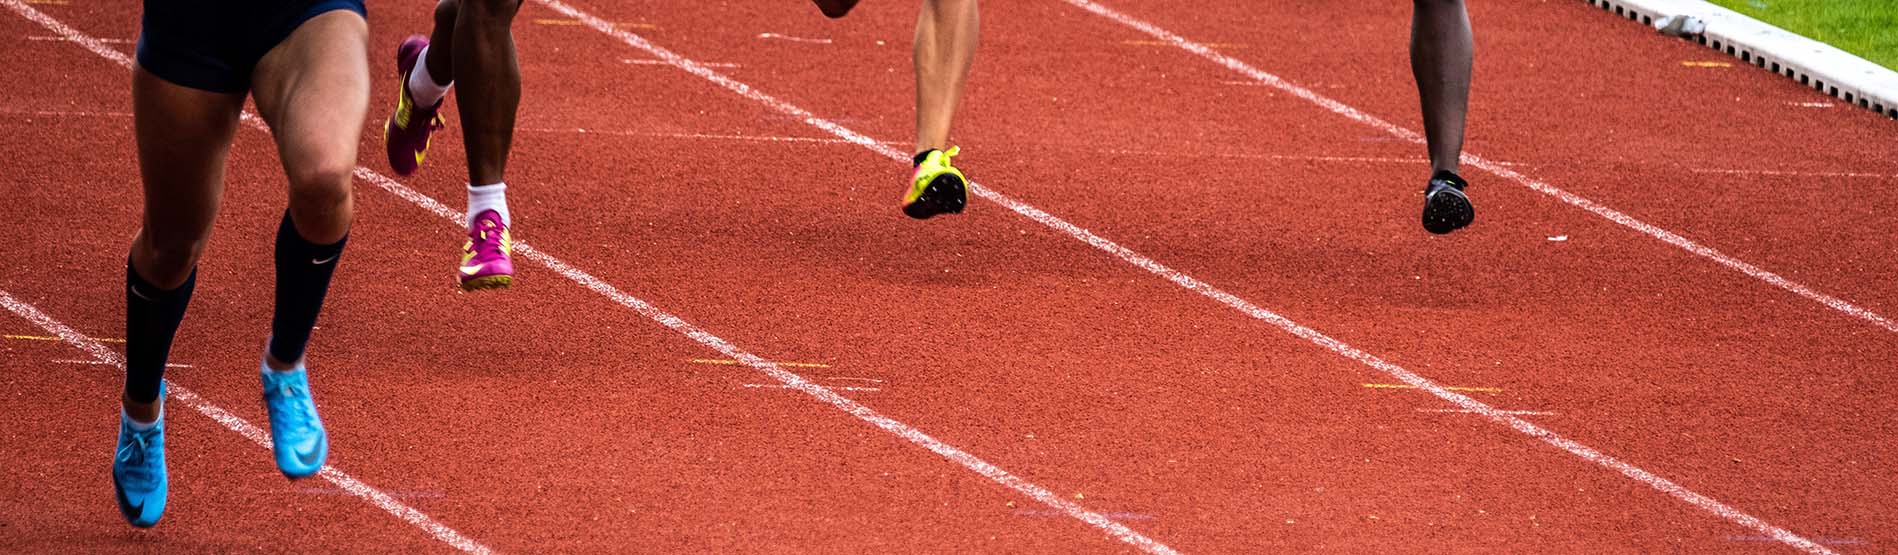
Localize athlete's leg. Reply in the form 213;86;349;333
1412;0;1472;174
248;8;370;479
433;0;521;289
901;0;979;220
1412;0;1476;234
124;66;244;422
454;0;521;189
118;64;245;528
913;0;978;153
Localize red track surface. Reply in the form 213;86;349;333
2;0;1894;553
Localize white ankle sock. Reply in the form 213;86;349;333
124;406;161;430
407;46;452;107
468;182;510;226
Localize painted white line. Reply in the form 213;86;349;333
1691;168;1895;179
27;34;130;43
758;32;832;44
9;2;1176;552
744;383;882;392
0;2;496;551
623;58;738;68
1060;0;1897;337
515;127;857;144
53;358;191;369
530;0;1841;552
0;108;132;118
1417;408;1558;417
0;290;494;555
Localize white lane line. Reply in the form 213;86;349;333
533;0;1841;552
515;127;858;144
1691;168;1896;178
758;32;832;44
1;2;498;551
744;383;883;392
1417;408;1557;417
1059;0;1897;336
0;291;494;555
623;58;738;68
53;358;192;368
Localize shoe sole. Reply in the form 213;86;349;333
1421;188;1474;234
902;173;967;220
460;274;513;291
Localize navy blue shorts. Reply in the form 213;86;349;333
136;0;367;94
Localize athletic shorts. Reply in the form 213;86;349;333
135;0;367;94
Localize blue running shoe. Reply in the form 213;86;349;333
262;363;328;479
113;408;167;528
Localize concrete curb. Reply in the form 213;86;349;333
1583;0;1898;119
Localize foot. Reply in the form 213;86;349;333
811;0;860;18
112;409;168;528
262;364;328;479
1420;170;1474;234
459;209;515;291
384;35;446;177
904;147;968;220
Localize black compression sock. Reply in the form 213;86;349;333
267;210;346;365
125;259;195;404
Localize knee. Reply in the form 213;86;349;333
1414;0;1464;10
134;230;209;284
460;0;522;21
286;163;354;236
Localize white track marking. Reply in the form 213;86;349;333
1417;408;1558;417
1691;168;1895;178
53;358;191;368
515;127;857;144
1058;0;1897;336
623;58;738;68
744;383;883;392
4;2;1177;553
530;0;1841;552
757;32;832;44
0;2;501;551
0;291;494;555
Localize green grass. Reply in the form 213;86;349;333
1704;0;1898;70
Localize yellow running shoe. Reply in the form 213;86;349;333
903;146;968;220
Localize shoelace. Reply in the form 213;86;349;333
469;220;507;256
116;428;159;483
271;381;319;435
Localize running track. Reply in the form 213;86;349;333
1;0;1893;553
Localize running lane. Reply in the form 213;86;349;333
0;4;1140;553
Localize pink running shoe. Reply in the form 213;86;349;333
384;35;445;177
458;210;514;291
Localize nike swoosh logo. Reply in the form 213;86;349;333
311;255;339;265
459;264;485;276
295;442;324;469
128;284;155;302
115;481;144;517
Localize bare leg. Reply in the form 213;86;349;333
913;0;979;153
451;0;522;186
123;66;245;421
1411;0;1472;174
250;9;370;370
